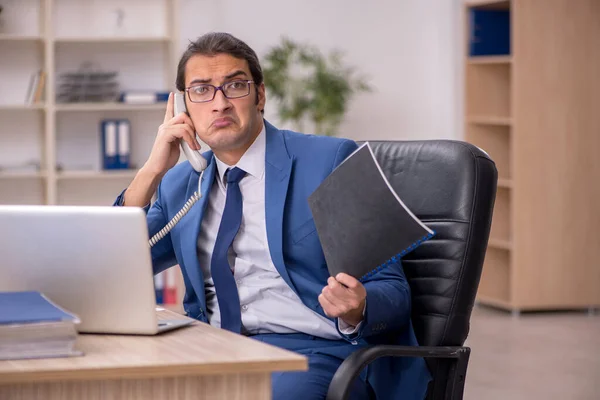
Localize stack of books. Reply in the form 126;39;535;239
0;291;82;360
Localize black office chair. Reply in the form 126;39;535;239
327;140;497;400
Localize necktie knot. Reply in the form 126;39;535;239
226;167;246;185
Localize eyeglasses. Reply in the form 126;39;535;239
185;80;255;103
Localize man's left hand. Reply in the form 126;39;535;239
318;273;366;327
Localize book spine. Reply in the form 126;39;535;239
26;70;41;105
358;231;436;283
33;71;46;103
25;71;38;105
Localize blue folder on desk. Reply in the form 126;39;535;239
0;291;81;360
0;291;80;325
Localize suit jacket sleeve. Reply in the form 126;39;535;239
329;140;412;342
113;185;177;275
336;260;411;341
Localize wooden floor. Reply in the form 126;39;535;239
463;305;600;400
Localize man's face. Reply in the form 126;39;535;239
184;53;265;154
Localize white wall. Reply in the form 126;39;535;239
180;0;462;141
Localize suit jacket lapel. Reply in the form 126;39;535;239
177;123;298;303
264;121;297;293
180;154;215;305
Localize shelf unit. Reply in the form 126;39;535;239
464;0;600;312
0;0;181;205
0;0;184;312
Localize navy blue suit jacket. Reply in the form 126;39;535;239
115;121;431;399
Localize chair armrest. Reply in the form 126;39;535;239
327;345;470;400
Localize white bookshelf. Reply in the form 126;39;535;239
0;0;180;206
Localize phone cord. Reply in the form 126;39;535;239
148;170;204;248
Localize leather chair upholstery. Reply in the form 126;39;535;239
327;140;498;400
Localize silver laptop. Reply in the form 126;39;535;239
0;205;193;335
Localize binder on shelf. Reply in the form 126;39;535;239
117;119;131;169
101;119;132;170
163;268;178;305
154;272;164;305
469;9;510;56
101;119;119;170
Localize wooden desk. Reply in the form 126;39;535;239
0;310;307;400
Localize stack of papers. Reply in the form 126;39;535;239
0;291;82;360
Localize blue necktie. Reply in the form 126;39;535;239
210;167;246;332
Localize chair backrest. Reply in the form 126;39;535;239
359;140;497;347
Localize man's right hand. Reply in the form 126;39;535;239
122;92;201;207
144;92;201;177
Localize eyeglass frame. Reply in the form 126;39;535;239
184;79;255;103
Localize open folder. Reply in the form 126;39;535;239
308;142;435;282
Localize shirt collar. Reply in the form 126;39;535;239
214;124;266;185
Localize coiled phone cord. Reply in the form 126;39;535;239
148;170;204;248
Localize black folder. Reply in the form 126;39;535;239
308;142;435;281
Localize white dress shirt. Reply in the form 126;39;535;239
196;126;357;339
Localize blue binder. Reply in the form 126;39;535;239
101;119;131;170
117;119;131;169
469;9;510;56
0;291;79;325
101;119;119;170
154;273;164;304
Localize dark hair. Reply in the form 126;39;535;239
176;32;264;92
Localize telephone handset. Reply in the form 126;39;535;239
174;93;208;172
148;93;207;248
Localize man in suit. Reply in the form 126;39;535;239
116;32;431;399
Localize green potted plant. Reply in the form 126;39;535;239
262;38;371;136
